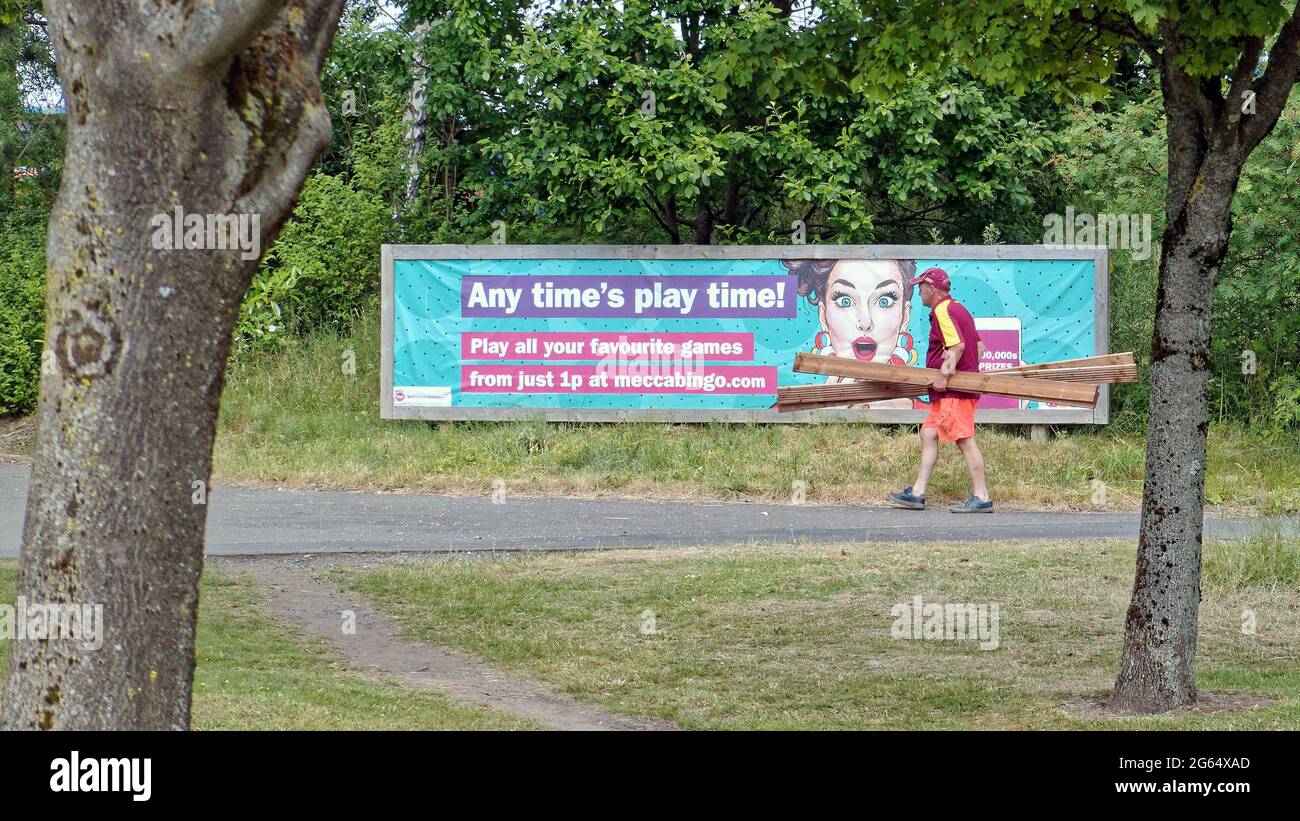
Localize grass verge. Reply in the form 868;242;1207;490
0;560;534;730
329;536;1300;730
4;317;1298;512
206;317;1299;511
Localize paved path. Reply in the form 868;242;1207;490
1;463;1292;557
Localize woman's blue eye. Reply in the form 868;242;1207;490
876;295;896;309
835;295;853;308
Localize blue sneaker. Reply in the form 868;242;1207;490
950;495;993;513
887;487;925;510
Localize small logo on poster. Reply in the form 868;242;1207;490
394;386;451;407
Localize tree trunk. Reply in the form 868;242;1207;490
663;197;681;244
398;22;431;221
1;0;344;731
693;199;714;244
1109;6;1299;713
0;20;20;214
1111;64;1248;713
1111;204;1230;711
722;177;741;226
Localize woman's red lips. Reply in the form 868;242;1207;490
852;337;878;360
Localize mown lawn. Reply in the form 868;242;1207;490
0;560;534;730
329;534;1300;730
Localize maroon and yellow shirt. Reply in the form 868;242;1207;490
926;296;981;402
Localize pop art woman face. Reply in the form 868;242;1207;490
817;260;911;363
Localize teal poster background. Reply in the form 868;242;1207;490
391;256;1096;411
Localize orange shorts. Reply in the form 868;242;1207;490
922;396;978;442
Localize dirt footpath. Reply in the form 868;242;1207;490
242;561;675;731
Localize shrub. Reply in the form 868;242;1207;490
0;216;46;414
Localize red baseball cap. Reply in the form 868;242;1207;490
908;266;950;291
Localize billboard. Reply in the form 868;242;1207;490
381;245;1109;423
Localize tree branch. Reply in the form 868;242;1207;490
1066;8;1161;59
1157;19;1218;214
1240;2;1300;152
642;185;675;237
229;0;347;231
179;0;291;69
1158;20;1217;139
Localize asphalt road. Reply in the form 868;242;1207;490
0;463;1292;557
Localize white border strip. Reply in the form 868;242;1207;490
379;245;1110;424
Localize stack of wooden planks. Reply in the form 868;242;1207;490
776;352;1136;413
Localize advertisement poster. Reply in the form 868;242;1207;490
382;247;1107;423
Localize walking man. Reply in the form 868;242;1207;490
887;267;993;513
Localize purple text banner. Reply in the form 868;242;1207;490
461;274;798;318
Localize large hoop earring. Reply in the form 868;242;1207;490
814;331;830;353
891;332;916;366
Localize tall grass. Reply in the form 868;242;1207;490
1204;525;1300;592
213;317;1300;511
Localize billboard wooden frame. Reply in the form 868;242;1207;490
380;244;1110;424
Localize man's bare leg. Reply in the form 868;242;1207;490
955;435;989;501
911;426;940;496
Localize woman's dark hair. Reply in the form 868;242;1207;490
783;258;916;305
